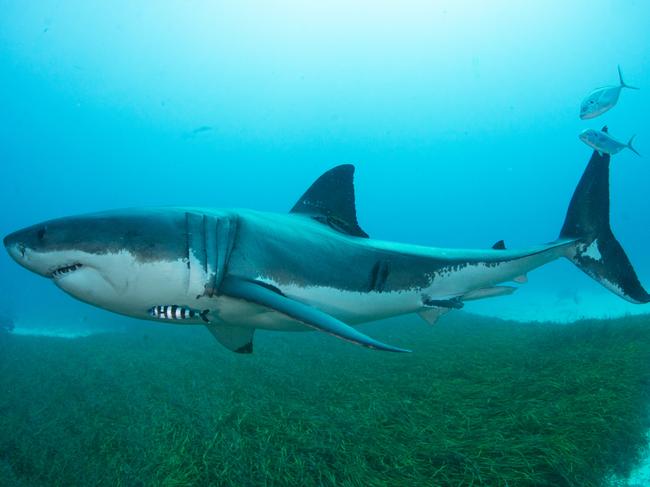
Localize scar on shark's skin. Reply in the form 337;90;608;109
3;151;649;354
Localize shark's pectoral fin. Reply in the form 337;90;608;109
220;277;410;352
206;324;255;354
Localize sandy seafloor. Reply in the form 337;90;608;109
7;290;650;486
478;288;650;486
472;291;650;486
476;291;650;486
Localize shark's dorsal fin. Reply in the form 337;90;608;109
492;240;506;250
290;164;369;238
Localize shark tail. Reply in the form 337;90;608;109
618;65;639;90
559;149;649;303
627;135;641;156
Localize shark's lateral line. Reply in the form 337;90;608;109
4;151;649;353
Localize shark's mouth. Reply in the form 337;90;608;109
51;263;84;279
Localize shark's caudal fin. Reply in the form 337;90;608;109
559;149;649;303
618;65;639;90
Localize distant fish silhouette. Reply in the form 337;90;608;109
182;126;213;139
579;66;638;120
190;125;212;136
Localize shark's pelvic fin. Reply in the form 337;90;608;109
220;277;410;352
417;307;450;325
290;164;369;238
492;240;506;250
206;324;254;354
513;274;528;284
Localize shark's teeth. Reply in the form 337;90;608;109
51;263;83;278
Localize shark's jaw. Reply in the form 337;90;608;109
10;249;196;321
51;262;84;279
4;240;127;305
2;209;203;320
4;228;190;319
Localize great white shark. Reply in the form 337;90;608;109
4;149;649;353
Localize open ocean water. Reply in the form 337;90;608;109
1;2;650;486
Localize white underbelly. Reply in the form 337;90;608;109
255;279;424;325
65;250;558;332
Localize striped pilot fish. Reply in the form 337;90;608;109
148;305;210;323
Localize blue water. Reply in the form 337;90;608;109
1;1;649;327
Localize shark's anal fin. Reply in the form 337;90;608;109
206;324;255;354
220;277;410;352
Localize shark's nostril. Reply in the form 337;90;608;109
3;234;13;249
3;233;23;256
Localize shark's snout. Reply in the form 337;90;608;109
3;230;24;263
3;227;50;277
3;231;15;249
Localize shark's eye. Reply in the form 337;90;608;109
36;227;46;240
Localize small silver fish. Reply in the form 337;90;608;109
579;66;638;120
579;127;640;156
148;305;210;323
